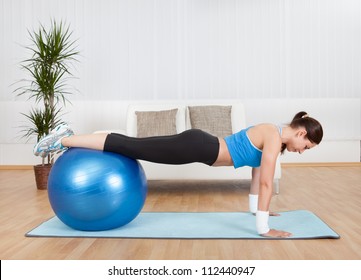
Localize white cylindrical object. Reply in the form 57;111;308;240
249;194;258;214
256;210;270;235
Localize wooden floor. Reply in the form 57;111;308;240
0;166;360;260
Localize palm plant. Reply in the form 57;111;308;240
15;20;79;166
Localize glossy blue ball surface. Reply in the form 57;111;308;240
48;148;147;231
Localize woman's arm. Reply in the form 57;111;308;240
257;130;292;238
250;167;281;216
249;168;260;214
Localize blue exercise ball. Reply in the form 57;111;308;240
47;148;148;231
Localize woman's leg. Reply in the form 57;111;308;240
102;130;220;165
62;133;108;151
33;124;108;157
35;125;220;166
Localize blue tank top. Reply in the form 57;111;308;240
225;126;282;168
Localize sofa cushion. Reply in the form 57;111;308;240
135;109;178;137
188;105;232;138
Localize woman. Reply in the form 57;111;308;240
34;111;323;238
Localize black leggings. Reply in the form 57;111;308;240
103;129;220;166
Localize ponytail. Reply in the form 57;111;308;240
281;111;323;154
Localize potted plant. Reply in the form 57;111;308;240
15;20;79;189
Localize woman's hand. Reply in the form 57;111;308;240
269;212;280;216
261;229;292;238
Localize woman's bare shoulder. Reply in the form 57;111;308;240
252;123;279;134
247;124;280;150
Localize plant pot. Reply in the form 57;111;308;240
33;164;52;190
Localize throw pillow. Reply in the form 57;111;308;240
188;105;232;138
135;109;178;137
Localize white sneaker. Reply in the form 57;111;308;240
33;124;74;157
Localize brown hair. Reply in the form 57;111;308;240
281;111;323;153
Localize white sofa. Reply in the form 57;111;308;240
95;101;281;194
97;102;281;193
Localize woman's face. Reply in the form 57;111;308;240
287;128;317;154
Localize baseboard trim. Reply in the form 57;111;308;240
281;162;361;167
1;162;360;170
0;165;34;170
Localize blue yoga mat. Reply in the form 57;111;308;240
26;210;339;239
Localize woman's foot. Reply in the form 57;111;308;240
33;124;74;157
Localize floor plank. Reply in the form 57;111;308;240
0;167;360;259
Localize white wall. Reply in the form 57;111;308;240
2;0;361;101
0;0;360;165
